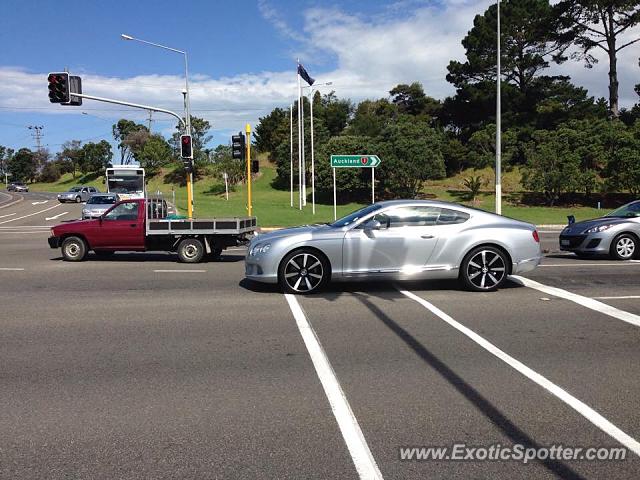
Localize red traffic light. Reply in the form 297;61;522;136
47;72;70;104
180;134;193;159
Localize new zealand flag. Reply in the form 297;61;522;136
297;63;315;86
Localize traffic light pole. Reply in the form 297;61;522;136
245;124;252;217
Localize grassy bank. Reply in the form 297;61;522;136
28;165;611;226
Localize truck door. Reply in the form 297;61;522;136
93;201;145;250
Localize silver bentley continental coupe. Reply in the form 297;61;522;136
245;200;542;294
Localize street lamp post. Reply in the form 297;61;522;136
495;1;502;215
303;81;332;215
121;33;194;218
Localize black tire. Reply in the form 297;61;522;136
278;249;330;294
61;236;88;262
177;238;205;263
75;196;81;203
610;233;637;260
460;246;508;292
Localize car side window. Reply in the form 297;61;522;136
375;206;441;228
104;202;138;221
437;208;470;225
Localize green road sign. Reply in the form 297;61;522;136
331;155;381;168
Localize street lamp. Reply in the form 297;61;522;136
121;33;194;218
302;81;333;214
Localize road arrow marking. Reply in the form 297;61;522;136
45;212;69;221
32;200;49;205
0;203;60;225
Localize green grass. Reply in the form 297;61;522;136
29;165;611;226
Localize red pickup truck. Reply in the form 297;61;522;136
48;198;256;263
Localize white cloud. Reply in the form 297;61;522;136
2;0;638;144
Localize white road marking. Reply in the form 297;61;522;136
0;231;50;234
45;211;68;221
0;203;61;225
398;288;640;457
594;296;640;300
0;225;52;229
153;269;207;273
540;262;640;267
284;294;383;480
31;200;48;205
0;267;25;271
0;212;16;219
511;276;640;328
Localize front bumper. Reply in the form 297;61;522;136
245;258;278;284
559;234;609;254
48;236;60;249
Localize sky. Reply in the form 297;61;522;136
1;0;638;160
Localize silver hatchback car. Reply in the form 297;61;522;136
82;193;119;219
246;200;542;294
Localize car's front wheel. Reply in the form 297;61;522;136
460;246;508;292
610;234;637;260
278;249;329;294
61;236;88;262
75;196;81;203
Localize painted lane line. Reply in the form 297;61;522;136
284;294;383;480
45;211;68;221
398;288;640;457
594;296;640;300
0;225;52;229
540;262;640;267
0;268;25;271
0;231;51;234
0;212;16;219
153;269;207;273
32;200;48;205
511;275;640;328
0;203;61;225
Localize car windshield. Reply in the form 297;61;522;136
88;196;117;205
68;187;82;192
606;201;640;218
331;204;383;227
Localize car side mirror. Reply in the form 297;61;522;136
567;215;575;225
363;219;382;231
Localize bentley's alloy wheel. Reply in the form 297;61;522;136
280;251;327;294
462;247;507;292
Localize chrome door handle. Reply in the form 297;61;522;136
421;234;434;239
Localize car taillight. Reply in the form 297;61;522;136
532;230;540;243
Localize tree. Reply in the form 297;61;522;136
522;129;583;205
254;107;288;157
602;120;640;194
39;162;61;182
468;124;518;168
389;82;441;118
210;144;245;185
56;140;83;178
556;0;640;117
134;134;172;177
112;119;148;164
7;148;37;182
314;91;352;136
0;145;14;178
347;99;398;138
79;140;112;174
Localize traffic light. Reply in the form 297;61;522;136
231;132;245;160
180;134;193;159
47;72;70;104
183;158;193;173
251;160;259;174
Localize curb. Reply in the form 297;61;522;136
0;192;24;210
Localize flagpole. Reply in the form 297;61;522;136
297;59;302;210
309;88;315;215
290;102;293;208
301;84;306;206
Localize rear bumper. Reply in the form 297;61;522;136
48;236;60;249
512;255;542;274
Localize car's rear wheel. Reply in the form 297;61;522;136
610;234;637;260
177;238;205;263
61;236;88;262
75;196;81;203
460;246;508;292
278;249;329;294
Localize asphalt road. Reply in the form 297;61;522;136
1;192;639;479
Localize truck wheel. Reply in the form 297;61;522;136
61;236;88;262
177;238;205;263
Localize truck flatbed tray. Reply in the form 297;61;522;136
146;216;257;235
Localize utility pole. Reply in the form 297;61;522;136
146;110;153;132
28;126;44;152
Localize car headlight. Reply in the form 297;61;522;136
250;243;271;256
584;224;615;234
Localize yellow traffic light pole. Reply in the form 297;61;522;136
187;172;193;219
246;123;252;217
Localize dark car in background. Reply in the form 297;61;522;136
7;182;29;192
560;200;640;260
